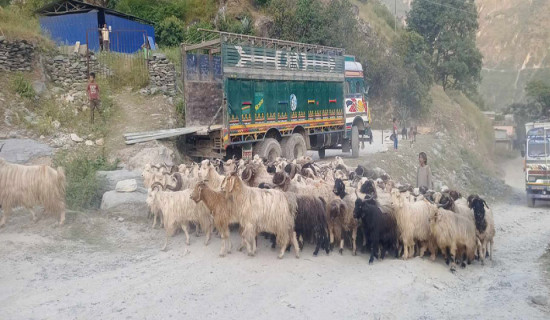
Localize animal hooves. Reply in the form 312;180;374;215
461;263;466;269
352;251;357;256
277;255;283;259
313;252;319;256
219;253;226;257
339;249;343;255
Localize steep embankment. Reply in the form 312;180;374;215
476;0;550;110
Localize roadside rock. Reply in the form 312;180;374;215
0;138;52;164
126;145;174;170
70;133;83;142
95;138;104;146
530;295;549;306
96;169;144;195
100;188;147;214
85;140;94;146
115;179;138;192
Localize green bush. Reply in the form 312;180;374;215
11;73;35;99
54;149;119;209
157;16;186;47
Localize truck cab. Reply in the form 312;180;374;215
524;122;550;207
344;56;371;154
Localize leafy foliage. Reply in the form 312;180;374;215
526;80;550;113
157;16;186;47
407;0;482;93
54;150;118;209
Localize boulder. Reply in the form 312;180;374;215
96;169;144;195
115;179;138;192
95;138;104;146
85;140;94;146
0;138;52;164
126;145;174;170
100;188;147;214
70;133;83;142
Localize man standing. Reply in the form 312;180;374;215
87;73;100;124
101;24;110;51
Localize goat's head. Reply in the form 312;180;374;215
360;179;377;196
273;172;287;186
333;178;346;198
222;173;239;194
241;165;254;182
190;181;206;203
449;190;461;201
390;188;403;208
353;198;365;220
166;172;183;191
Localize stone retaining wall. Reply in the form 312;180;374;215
0;37;34;72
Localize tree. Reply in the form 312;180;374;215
526;80;550;115
157;16;185;47
407;0;482;92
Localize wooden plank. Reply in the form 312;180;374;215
123;127;195;138
184;38;221;52
124;127;202;144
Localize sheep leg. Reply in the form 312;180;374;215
181;224;191;245
152;213;158;229
29;208;38;222
402;240;410;260
339;239;344;255
291;231;300;258
58;210;65;226
204;224;212;246
161;235;169;251
0;207;12;227
419;241;428;257
489;240;493;261
351;227;358;256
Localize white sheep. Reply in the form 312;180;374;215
390;188;438;259
0;158;66;226
147;183;213;250
221;173;300;259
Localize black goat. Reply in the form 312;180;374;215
259;184;329;256
353;197;399;264
333;178;347;199
468;195;488;233
294;195;330;256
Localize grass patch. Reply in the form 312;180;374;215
350;0;398;42
157;46;181;70
0;6;52;47
95;52;149;89
53;148;119;210
25;78;116;137
10;72;35;99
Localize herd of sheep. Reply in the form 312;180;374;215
142;155;496;272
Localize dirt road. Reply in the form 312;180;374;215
1;158;549;319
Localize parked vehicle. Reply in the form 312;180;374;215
522;122;550;207
130;31;372;161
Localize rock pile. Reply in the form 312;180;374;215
145;53;177;96
45;54;93;88
0;38;34;71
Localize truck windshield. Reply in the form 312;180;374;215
528;140;550;157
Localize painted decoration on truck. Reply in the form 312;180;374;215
223;45;345;74
345;97;366;113
290;94;297;111
254;92;265;118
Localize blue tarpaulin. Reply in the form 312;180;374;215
105;14;155;53
39;9;155;53
39;10;99;50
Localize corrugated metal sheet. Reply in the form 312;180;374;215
39;10;99;50
105;14;155;53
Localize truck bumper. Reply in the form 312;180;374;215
526;186;550;199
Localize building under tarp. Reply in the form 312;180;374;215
37;0;155;53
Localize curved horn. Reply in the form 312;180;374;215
166;173;183;191
150;182;165;191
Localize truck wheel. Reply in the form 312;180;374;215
318;148;326;159
254;138;282;162
351;126;359;158
527;196;535;208
282;133;307;160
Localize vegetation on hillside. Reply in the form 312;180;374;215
407;0;482;95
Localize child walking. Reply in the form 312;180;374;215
87;73;101;124
417;152;433;190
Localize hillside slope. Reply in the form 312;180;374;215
477;0;550;110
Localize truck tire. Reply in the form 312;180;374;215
318;148;326;159
254;138;282;161
282;133;307;160
527;196;535;208
351;126;359;158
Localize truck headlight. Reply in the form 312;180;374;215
528;176;537;182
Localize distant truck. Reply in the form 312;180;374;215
178;30;371;161
522;121;550;207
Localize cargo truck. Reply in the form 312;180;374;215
522;122;550;207
150;30;371;161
